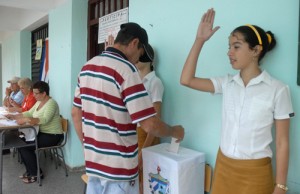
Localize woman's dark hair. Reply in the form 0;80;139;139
33;81;50;95
231;25;276;62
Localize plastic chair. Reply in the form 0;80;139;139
37;115;68;177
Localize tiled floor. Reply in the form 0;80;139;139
2;150;86;194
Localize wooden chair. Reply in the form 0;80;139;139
37;115;69;178
81;174;88;194
205;164;213;193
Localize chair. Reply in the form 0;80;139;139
81;174;88;194
37;115;69;177
205;163;213;193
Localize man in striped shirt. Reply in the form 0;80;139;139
72;22;184;194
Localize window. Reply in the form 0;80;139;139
31;24;48;84
88;0;129;59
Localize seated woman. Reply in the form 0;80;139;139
7;77;36;113
13;81;64;183
2;78;36;154
6;78;38;145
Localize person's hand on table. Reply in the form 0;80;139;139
4;114;15;120
8;98;18;107
7;107;17;113
16;118;28;125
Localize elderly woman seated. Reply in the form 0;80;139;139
7;77;36;113
5;77;38;145
9;81;64;183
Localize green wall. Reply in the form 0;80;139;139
130;0;299;192
48;0;87;167
1;0;299;192
1;31;31;101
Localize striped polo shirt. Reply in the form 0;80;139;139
73;48;156;181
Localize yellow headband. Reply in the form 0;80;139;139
245;24;262;46
266;33;272;44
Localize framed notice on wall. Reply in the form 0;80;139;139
98;7;129;44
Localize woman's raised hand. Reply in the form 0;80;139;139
196;8;220;41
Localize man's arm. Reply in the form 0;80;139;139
3;87;12;107
3;96;10;107
71;106;84;144
139;116;184;141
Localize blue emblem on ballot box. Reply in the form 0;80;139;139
148;166;170;194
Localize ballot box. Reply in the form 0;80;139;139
142;143;205;194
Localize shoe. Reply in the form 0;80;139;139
22;176;37;184
20;172;43;180
19;172;29;179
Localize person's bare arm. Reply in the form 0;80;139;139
16;117;40;125
7;107;22;113
9;99;22;108
3;87;11;107
142;102;162;148
105;35;114;50
273;119;290;194
71;106;84;144
180;8;219;93
139;116;184;142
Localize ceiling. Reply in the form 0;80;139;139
0;0;67;43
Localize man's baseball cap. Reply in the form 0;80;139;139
119;22;154;62
139;44;154;62
7;76;21;84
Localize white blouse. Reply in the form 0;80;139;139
211;70;294;159
142;71;164;103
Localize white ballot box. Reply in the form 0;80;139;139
142;143;205;194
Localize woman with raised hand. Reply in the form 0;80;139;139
181;8;293;194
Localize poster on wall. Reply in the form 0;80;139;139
39;38;49;83
98;7;129;44
35;39;43;60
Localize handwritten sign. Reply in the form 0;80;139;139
98;7;129;44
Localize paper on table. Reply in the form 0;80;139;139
0;115;8;120
0;119;17;126
167;137;180;153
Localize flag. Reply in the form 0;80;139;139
39;38;49;83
